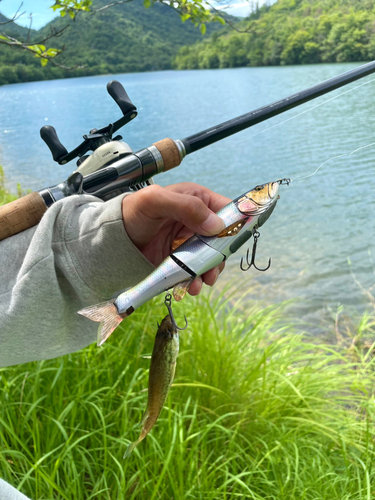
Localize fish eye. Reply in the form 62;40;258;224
255;185;263;191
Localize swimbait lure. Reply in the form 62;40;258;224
124;314;179;458
79;180;283;345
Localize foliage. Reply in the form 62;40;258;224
1;289;375;498
0;0;227;85
0;166;21;205
52;0;225;33
174;0;375;69
0;0;225;69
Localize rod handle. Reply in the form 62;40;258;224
152;138;182;171
0;192;47;241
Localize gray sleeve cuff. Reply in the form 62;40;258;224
0;479;31;500
53;193;155;303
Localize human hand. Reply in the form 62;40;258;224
122;182;231;295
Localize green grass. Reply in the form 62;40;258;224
0;166;22;205
1;290;375;499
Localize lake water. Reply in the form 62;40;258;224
1;65;375;333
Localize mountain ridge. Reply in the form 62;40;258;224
0;0;234;85
174;0;375;69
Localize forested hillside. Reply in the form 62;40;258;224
0;0;226;85
174;0;375;69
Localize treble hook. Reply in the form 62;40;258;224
164;293;188;331
240;230;271;272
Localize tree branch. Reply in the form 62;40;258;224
27;13;32;42
1;24;69;46
34;24;70;44
0;1;26;25
0;32;83;70
205;1;252;33
94;0;133;12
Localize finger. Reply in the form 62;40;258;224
136;185;225;237
202;262;225;287
188;276;203;296
165;182;231;214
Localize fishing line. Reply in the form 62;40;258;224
290;140;375;182
239;75;375;142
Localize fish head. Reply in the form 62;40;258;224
235;181;280;227
156;315;178;341
155;314;180;357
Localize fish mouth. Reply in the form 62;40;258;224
268;181;280;199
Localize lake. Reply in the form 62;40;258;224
1;64;375;333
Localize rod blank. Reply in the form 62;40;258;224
182;60;375;154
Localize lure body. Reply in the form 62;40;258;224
124;315;179;458
79;181;280;345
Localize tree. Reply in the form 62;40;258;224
0;0;227;67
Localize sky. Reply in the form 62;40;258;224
0;0;273;30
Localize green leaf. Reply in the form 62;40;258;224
40;58;48;67
143;0;151;8
0;35;9;41
200;23;206;34
46;48;60;57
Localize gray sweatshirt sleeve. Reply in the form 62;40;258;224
0;193;154;368
0;479;31;500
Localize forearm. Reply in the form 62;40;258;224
0;194;154;368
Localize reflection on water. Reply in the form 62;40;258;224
0;64;374;332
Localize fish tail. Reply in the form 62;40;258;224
123;435;145;459
78;299;125;346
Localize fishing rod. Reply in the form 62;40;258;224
1;59;375;242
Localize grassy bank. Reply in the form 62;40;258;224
1;290;375;499
0;166;19;205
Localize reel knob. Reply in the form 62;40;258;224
40;125;68;164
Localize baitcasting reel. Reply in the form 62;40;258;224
40;80;151;192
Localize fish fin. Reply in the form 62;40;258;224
78;299;125;346
173;278;194;301
139;410;149;427
124;438;141;459
217;219;247;238
124;430;148;459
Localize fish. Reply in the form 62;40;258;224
78;181;281;345
124;314;179;458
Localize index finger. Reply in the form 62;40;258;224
164;182;231;214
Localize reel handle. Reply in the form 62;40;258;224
107;80;137;116
40;125;68;164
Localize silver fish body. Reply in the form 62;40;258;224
79;181;281;345
124;314;179;458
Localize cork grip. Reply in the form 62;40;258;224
0;192;47;241
152;138;182;171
